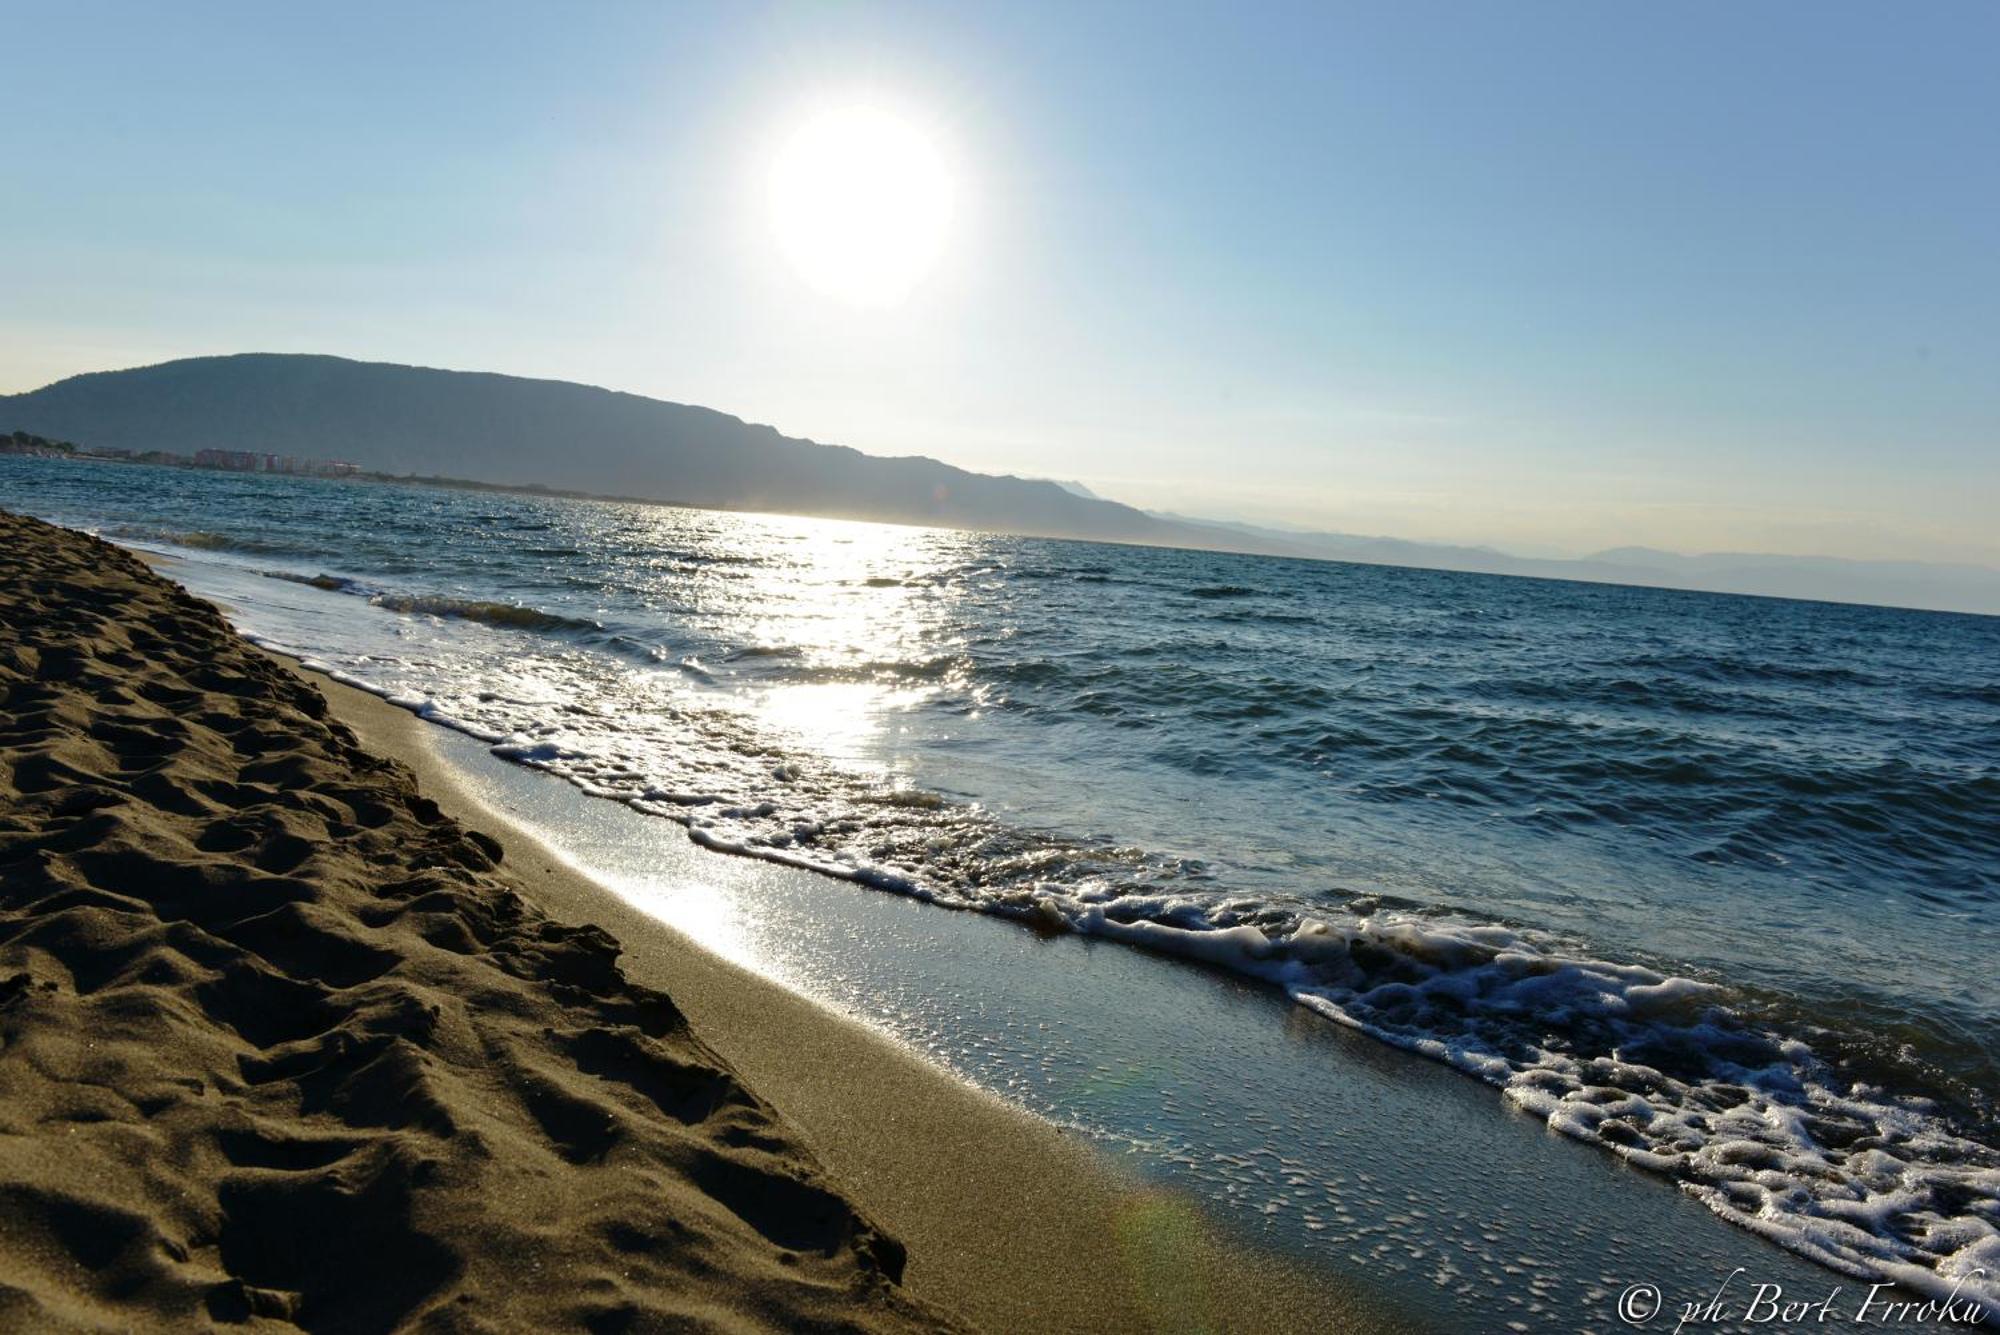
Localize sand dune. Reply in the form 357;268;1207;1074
0;512;954;1332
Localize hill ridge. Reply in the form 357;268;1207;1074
1;352;1253;551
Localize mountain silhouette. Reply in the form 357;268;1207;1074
0;353;1276;551
7;353;1995;614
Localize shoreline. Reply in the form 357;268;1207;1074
274;637;1980;1332
0;505;1392;1327
24;506;1969;1327
0;514;953;1331
0;508;1382;1330
302;659;1386;1333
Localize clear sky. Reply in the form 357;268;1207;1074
5;1;1996;564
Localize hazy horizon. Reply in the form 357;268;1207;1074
6;2;1996;567
21;349;2000;585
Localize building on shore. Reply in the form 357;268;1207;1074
193;448;261;471
4;434;357;476
191;448;358;477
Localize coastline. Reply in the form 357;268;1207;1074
0;510;1379;1332
29;504;1968;1329
300;657;1386;1334
0;513;946;1331
275;627;1985;1332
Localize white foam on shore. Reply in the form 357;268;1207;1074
226;608;1997;1321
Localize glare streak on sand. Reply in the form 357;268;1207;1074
0;512;952;1331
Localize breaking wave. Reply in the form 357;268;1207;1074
366;592;601;633
269;640;2000;1317
254;569;602;634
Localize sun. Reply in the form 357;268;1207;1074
768;104;954;307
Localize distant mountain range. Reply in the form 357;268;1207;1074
4;353;1995;615
1135;513;2000;617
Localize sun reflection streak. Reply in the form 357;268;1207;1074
629;507;974;770
599;869;766;975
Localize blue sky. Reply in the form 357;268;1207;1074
5;1;1996;562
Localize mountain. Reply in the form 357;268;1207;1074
1142;514;2000;616
1576;547;2000;615
0;354;1288;555
6;353;1994;614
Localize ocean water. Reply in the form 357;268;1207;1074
7;456;1997;1311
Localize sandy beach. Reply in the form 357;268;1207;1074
0;512;948;1331
0;511;1378;1331
302;649;1383;1335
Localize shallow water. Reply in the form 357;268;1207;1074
6;456;1996;1314
434;722;1897;1333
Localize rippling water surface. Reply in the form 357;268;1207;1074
8;456;1997;1309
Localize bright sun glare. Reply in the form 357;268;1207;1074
768;105;953;307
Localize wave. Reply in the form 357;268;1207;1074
1925;682;2000;707
253;566;603;636
148;528;233;550
261;569;359;592
549;698;1998;1313
283;624;1994;1313
1483;670;1809;721
369;592;601;633
581;776;1966;1314
783;655;969;687
1204;608;1317;625
250;567;600;639
633;792;2000;1314
1239;704;2000;900
103;523;310;558
1612;651;1893;691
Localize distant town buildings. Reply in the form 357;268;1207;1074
1;431;360;477
191;448;359;477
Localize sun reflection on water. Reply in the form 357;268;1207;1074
757;681;925;768
629;508;973;768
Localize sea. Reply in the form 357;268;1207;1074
6;455;1996;1324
